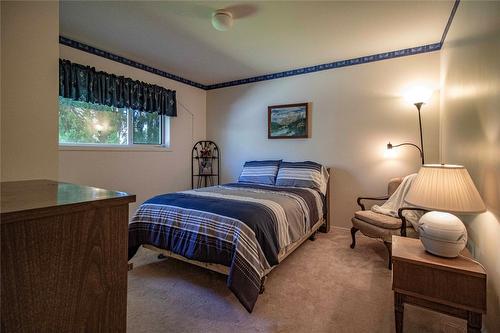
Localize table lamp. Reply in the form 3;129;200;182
405;164;486;257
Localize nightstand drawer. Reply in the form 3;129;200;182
392;236;487;333
393;259;486;312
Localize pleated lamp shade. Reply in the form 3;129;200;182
405;164;486;214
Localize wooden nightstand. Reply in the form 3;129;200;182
392;236;486;333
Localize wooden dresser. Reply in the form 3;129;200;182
1;180;135;333
392;236;487;333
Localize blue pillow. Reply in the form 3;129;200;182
238;160;281;185
276;161;329;193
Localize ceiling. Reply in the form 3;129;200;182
60;1;455;86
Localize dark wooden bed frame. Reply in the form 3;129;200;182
139;168;331;293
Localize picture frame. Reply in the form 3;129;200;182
268;103;309;139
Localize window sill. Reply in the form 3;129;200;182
59;145;172;152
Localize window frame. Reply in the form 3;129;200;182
58;100;171;152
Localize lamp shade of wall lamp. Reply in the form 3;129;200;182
405;164;486;258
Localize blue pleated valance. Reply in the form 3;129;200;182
59;59;177;116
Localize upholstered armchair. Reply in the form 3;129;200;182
350;177;426;269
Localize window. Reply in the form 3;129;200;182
58;97;169;149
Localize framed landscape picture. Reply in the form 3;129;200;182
268;103;309;139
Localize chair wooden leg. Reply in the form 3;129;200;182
350;227;359;249
384;241;392;270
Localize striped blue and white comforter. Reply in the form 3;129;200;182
128;183;325;312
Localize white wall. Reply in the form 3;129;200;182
207;52;441;229
1;1;59;181
440;2;500;331
58;46;206;215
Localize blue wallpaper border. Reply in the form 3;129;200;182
59;36;207;90
59;0;459;91
205;43;442;90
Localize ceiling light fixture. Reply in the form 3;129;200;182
212;9;233;31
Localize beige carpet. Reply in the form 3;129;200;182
127;228;466;333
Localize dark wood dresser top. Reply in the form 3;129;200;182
1;180;135;222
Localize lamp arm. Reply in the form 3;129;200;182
391;142;422;151
391;143;425;165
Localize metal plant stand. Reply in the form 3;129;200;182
192;141;220;189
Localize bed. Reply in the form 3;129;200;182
128;164;330;312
